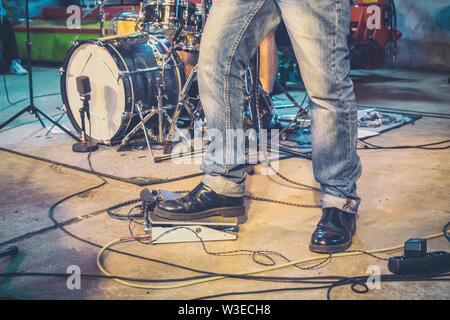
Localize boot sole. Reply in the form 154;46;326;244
154;205;246;221
309;239;353;254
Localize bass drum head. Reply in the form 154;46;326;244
61;35;184;145
61;42;129;144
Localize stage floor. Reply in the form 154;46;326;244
0;66;449;300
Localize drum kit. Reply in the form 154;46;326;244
60;0;210;156
59;0;305;161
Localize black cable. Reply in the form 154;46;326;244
150;226;332;270
357;106;450;120
1;113;444;292
1;270;447;301
5;179;450;299
107;201;142;220
2;83;447;299
14;133;448;296
193;272;450;300
195;284;332;300
358;139;450;150
326;272;450;300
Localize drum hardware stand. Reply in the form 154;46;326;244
98;0;107;37
0;0;80;142
164;64;203;146
153;47;195;147
135;101;155;162
271;80;311;140
45;105;68;137
119;106;157;150
156;62;167;144
83;0;109;37
273;79;308;118
247;55;310;140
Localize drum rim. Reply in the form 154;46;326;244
143;0;177;6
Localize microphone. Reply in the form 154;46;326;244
0;246;19;259
76;75;91;99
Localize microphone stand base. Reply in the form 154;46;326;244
72;141;99;153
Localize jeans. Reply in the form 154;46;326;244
0;18;19;70
197;0;362;214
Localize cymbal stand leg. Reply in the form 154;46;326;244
135;101;155;162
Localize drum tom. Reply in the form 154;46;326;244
178;0;202;35
141;0;202;36
112;10;140;35
60;34;184;144
141;0;179;35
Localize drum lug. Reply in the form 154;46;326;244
72;36;79;46
58;67;65;75
122;112;133;120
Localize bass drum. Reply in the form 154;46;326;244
60;33;184;144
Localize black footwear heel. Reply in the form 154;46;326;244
220;206;246;217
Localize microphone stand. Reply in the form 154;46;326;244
0;0;80;142
72;76;98;153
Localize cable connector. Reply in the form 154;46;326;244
119;234;151;241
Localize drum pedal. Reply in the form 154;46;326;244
141;189;238;244
163;142;173;155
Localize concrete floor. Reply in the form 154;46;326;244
0;66;449;300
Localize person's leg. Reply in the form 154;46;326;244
156;0;281;219
278;0;361;252
259;31;278;94
0;18;27;74
198;0;281;196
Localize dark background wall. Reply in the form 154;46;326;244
385;0;450;72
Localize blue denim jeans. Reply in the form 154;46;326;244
197;0;362;214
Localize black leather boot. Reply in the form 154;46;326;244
154;183;245;220
309;207;357;253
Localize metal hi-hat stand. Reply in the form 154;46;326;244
117;27;205;162
83;0;109;37
117;0;209;163
0;0;80;142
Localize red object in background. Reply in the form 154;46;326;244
187;0;401;70
349;0;402;69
